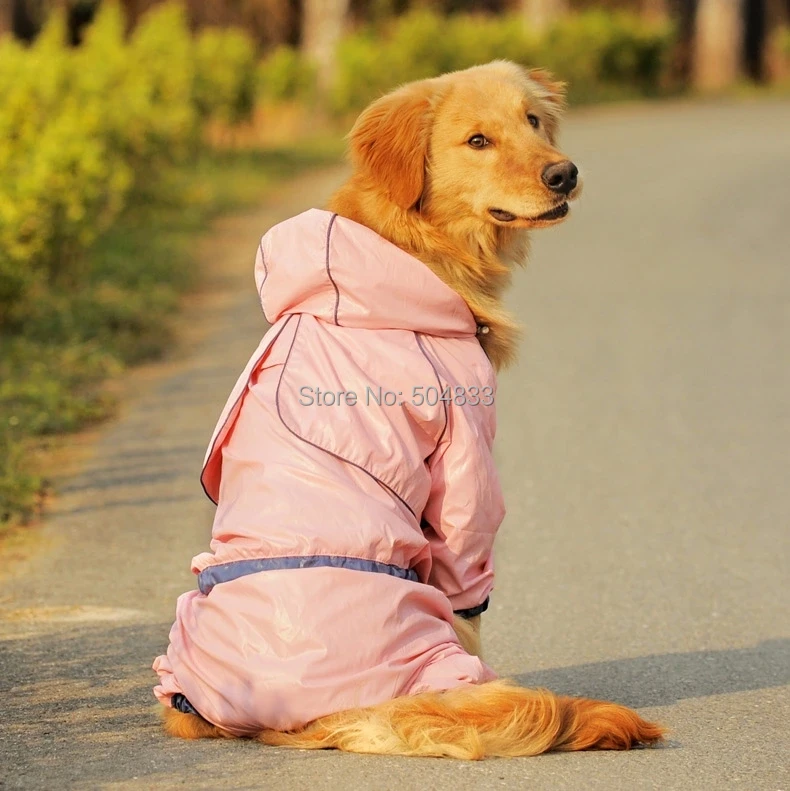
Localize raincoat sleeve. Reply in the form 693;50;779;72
420;397;505;616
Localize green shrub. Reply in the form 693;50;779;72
0;11;128;315
258;46;318;102
541;11;674;102
318;9;674;114
0;2;260;326
0;339;119;437
0;434;42;526
0;2;266;527
195;28;257;124
330;12;491;113
128;3;200;159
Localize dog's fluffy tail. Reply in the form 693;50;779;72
257;680;665;759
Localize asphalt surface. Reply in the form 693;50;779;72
1;99;789;791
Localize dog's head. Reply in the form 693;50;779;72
348;61;581;235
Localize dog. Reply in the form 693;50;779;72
154;61;665;759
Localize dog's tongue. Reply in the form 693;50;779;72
489;209;517;222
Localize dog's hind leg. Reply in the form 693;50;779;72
452;614;482;657
161;707;234;740
258;680;665;759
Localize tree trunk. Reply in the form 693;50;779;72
763;0;789;82
693;0;745;90
521;0;567;35
0;0;12;36
641;0;668;24
302;0;350;95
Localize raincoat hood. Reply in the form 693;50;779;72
154;209;505;735
257;209;477;337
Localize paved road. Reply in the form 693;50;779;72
1;99;789;790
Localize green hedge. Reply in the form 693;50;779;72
0;2;261;526
0;2;258;326
194;28;258;124
261;10;675;114
258;45;318;104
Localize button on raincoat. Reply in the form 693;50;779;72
153;209;506;735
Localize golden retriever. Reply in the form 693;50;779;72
162;61;664;758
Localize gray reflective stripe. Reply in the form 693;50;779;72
198;555;419;595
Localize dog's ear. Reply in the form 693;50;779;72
527;69;566;143
348;81;435;210
527;68;567;108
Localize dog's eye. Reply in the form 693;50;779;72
467;134;489;149
527;114;540;129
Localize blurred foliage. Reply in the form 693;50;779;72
0;2;338;528
195;28;258;124
0;2;260;326
261;9;675;113
331;11;540;112
540;10;675;101
0;141;343;528
0;433;43;526
258;45;319;103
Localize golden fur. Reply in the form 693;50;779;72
163;681;665;759
329;60;579;370
452;613;483;658
161;62;665;758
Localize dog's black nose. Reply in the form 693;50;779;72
541;160;578;195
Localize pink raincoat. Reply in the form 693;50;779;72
153;209;505;735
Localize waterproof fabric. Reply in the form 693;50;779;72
153;209;505;735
